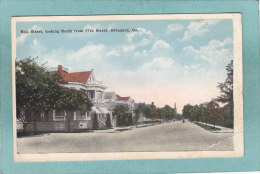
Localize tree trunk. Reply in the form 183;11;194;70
67;111;72;132
67;117;71;132
135;115;138;128
23;123;27;135
33;112;37;135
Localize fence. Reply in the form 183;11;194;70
18;120;93;133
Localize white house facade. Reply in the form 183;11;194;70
49;65;114;128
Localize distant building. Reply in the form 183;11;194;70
104;92;135;126
104;92;135;111
104;92;117;102
115;94;135;112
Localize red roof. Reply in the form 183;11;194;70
58;66;92;84
116;94;130;101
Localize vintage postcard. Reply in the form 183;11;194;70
12;14;243;162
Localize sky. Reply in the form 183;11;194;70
16;18;233;113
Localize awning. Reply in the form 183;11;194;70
98;106;110;114
91;106;101;114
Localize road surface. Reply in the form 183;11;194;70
17;121;233;153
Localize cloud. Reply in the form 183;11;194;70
122;27;153;52
29;42;109;72
40;48;68;68
182;37;233;64
134;39;172;58
32;39;37;45
182;20;220;41
126;27;153;43
106;49;120;57
166;24;184;34
67;43;105;61
134;50;148;57
27;39;47;62
122;44;136;52
139;38;150;46
150;40;171;52
17;25;43;44
17;33;28;44
144;56;174;69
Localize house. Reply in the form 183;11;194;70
48;65;114;129
104;92;117;102
104;92;135;112
104;92;135;126
116;94;135;112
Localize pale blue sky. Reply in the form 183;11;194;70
16;19;233;112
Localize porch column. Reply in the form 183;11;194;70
94;90;97;102
53;110;55;121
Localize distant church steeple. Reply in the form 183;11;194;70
174;103;177;116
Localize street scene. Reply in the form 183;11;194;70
14;15;237;155
17;121;233;153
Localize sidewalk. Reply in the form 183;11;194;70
93;126;134;133
197;122;234;133
93;123;161;133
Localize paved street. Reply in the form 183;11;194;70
17;121;233;153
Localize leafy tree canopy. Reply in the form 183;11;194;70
16;57;93;120
217;60;233;107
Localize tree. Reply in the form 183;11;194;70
126;113;134;126
160;105;174;121
217;60;233;123
199;103;209;126
92;113;99;130
16;58;59;114
176;113;183;120
182;104;193;120
134;108;140;127
150;107;160;121
193;105;200;123
207;100;220;128
16;58;93;132
56;87;92;111
16;58;61;132
105;113;112;129
142;106;151;120
114;105;129;126
56;87;93;132
222;105;233;128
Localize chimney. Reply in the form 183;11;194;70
58;65;62;72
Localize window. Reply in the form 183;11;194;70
99;93;102;100
75;110;87;120
75;110;85;116
89;91;94;99
86;111;91;120
54;110;66;121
